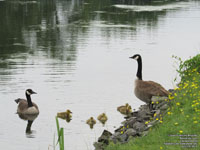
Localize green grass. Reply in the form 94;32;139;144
106;55;200;150
56;117;64;150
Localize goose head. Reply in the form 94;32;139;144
26;89;37;96
129;54;141;60
66;109;72;114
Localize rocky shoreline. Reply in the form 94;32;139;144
94;94;173;150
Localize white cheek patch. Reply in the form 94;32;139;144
134;56;139;60
26;91;31;95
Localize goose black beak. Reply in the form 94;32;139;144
32;91;37;94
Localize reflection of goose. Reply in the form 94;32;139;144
57;109;72;122
97;113;108;124
130;54;169;110
117;103;132;115
15;89;39;115
86;117;96;129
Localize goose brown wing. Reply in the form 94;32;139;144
17;99;28;113
32;102;39;109
140;80;169;97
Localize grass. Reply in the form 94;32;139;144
106;55;200;150
55;117;64;150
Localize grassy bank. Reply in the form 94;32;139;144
106;55;200;150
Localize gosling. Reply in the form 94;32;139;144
57;109;72;121
86;117;96;129
97;113;108;124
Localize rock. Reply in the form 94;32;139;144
160;103;168;111
125;128;137;137
111;132;128;143
98;130;112;144
122;117;137;128
151;96;168;103
132;122;146;132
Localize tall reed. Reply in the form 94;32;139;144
56;117;64;150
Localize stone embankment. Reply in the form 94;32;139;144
94;93;173;150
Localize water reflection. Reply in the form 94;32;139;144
17;113;39;138
0;0;185;61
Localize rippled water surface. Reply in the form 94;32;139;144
0;0;200;149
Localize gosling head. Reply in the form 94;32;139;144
66;110;72;114
26;89;37;96
129;54;141;60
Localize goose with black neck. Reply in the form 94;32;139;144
15;89;39;115
130;54;169;110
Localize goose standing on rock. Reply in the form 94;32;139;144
15;89;39;115
130;54;169;110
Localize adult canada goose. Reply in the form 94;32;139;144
15;89;39;115
117;103;132;115
57;109;72;122
86;117;96;129
130;54;169;110
97;113;108;124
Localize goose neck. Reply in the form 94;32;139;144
26;93;33;107
136;57;142;80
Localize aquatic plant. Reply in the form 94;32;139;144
56;117;64;150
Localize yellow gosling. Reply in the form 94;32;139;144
117;103;132;115
57;109;72;121
97;113;108;124
86;117;96;129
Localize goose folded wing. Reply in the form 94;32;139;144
139;81;169;96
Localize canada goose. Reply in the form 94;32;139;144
130;54;169;110
117;103;132;115
57;109;72;122
86;117;96;129
15;89;39;115
97;113;108;124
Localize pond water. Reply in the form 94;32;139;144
0;0;200;149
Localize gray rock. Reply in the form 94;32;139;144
132;122;146;132
125;128;137;136
98;130;112;144
151;96;168;103
160;103;168;111
122;117;137;128
111;132;128;143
